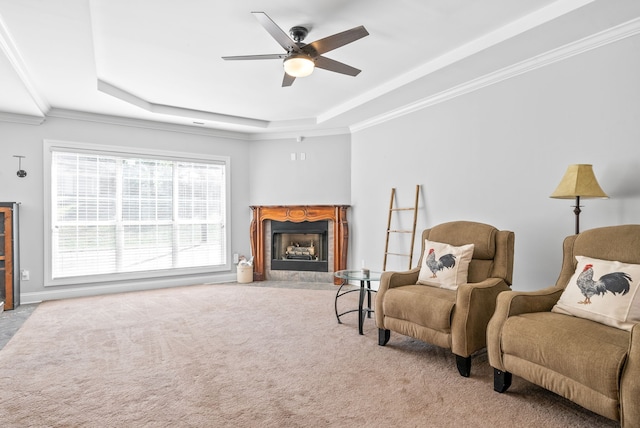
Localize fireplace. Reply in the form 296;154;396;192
250;205;349;284
271;220;328;272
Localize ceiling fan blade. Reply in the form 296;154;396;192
282;73;296;87
222;54;286;61
303;26;369;56
252;11;301;53
314;56;361;76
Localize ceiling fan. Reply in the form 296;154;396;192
222;12;369;87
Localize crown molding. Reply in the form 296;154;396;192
97;79;320;132
47;108;251;140
350;16;640;133
0;111;45;125
246;127;351;141
0;13;50;116
97;79;269;128
44;107;350;141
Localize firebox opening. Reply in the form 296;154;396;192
271;220;329;272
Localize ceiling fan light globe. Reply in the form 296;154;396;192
283;55;314;77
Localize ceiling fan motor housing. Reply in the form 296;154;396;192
289;26;308;43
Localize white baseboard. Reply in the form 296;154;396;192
19;273;238;304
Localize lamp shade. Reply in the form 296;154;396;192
550;164;608;199
283;54;314;77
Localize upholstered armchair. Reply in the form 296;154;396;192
376;221;515;377
487;225;640;427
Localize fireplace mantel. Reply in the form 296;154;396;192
250;205;349;284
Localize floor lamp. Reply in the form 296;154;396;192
550;164;608;234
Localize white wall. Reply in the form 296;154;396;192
0;116;252;302
351;34;640;290
248;134;351;206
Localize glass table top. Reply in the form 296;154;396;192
334;269;381;281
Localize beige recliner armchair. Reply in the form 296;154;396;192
376;221;515;377
487;224;640;426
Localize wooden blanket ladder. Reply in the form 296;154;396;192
383;185;420;271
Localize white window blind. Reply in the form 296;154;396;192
49;148;227;281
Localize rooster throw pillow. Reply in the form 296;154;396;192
552;256;640;331
417;240;474;290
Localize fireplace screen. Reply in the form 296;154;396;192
271;220;328;272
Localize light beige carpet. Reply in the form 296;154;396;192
0;284;616;427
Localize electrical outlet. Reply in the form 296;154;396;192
21;269;30;281
233;253;239;264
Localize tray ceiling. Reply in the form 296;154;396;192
1;0;639;138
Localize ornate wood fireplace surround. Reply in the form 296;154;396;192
250;205;349;285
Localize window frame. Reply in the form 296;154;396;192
43;139;231;287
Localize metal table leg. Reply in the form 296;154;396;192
335;275;377;335
358;280;367;334
334;280;360;324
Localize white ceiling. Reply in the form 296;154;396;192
1;0;640;139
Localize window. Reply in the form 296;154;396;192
44;141;229;286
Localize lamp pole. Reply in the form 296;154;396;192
573;195;581;234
